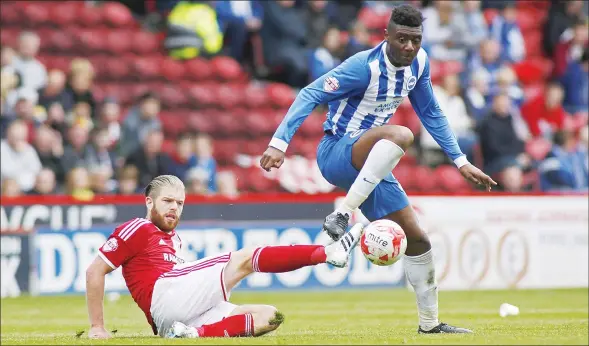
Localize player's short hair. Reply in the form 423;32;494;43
144;175;185;198
389;4;424;28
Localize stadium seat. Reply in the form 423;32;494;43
266;83;296;109
132;55;162;80
0;3;20;26
131;31;160;56
50;2;78;28
105;30;133;55
525;137;552;161
412;166;438;192
23;2;50;27
186;85;216;108
160;84;187;109
512;58;553;86
47;30;74;53
246;167;277;192
184;58;213;81
188;111;215;133
243;83;268;109
77;29;107;54
77;5;103;27
160;57;186;81
210;56;242;82
216;84;244;110
434;165;470;192
298;111;325;139
244;111;273;136
102;2;134;28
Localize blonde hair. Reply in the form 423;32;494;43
144;175;185;198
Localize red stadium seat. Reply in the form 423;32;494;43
105;29;133;55
525;137;552;161
23;2;50;26
50;2;78;28
523;31;543;58
102;2;134;28
243;83;268;109
434;165;470;192
266;83;296;109
160;57;186;81
132;55;162;80
187;84;216;108
246;168;277;192
77;5;103;27
131;31;160;56
47;30;75;53
412;166;438;192
187;111;215;133
0;3;21;26
103;58;131;81
77;28;107;54
216;84;244;110
512;58;553;86
210;56;242;82
160;84;187;108
184;58;212;81
298;111;325;138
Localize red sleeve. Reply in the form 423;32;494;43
98;219;150;269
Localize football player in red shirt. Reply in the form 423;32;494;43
86;175;363;339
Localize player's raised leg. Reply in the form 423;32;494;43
384;205;472;334
323;125;412;241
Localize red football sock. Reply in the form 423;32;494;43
196;313;254;337
251;245;326;273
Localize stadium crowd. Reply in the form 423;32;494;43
0;0;588;199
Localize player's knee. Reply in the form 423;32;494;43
404;225;432;255
252;305;283;336
229;248;256;273
381;126;414;151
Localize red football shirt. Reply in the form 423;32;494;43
98;218;183;333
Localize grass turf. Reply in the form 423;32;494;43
1;288;587;345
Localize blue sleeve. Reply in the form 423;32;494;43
269;54;370;151
252;0;263;21
409;57;466;164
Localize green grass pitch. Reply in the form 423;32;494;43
1;288;587;345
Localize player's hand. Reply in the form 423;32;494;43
88;326;111;339
459;164;497;191
260;146;285;172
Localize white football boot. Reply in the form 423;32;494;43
324;223;364;268
165;321;199;338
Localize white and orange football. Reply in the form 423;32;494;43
360;219;407;266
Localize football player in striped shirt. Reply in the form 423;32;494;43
261;4;496;334
85;175;363;339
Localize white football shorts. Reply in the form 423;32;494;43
150;252;237;336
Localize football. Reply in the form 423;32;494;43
360;219;407;266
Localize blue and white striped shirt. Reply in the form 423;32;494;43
270;41;467;166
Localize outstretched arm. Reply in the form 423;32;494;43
86;256;115;339
409;55;496;190
261;54;370;171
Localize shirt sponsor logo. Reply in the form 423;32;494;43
102;238;118;252
374;99;402;113
324;77;340;92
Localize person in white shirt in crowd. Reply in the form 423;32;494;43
0;119;42;192
11;31;47;91
421;1;472;62
420;73;478;166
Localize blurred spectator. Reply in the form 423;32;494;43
489;3;525;63
552;17;588;78
191;133;218;193
465;72;490;122
164;1;223;59
467;39;504;87
65;58;96;113
0;120;42;192
304;0;330;49
28;168;57;195
84;126;115;179
119;92;162;158
217;170;239;198
260;0;308;88
33;124;65;182
116;165;140;195
60;124;90;174
421;74;478;165
89;169;114;194
543;0;586;57
97;97;121;148
215;0;263;61
539;129;589;191
1;46;16;69
68;101;94;131
163;132;197;182
1;178;22;197
331;0;363;31
477;93;530;191
344;21;371;59
559;48;589;114
489;66;524;108
186;169;210;195
422;1;471;62
65;167;94;201
521;82;567;138
0;67;19;126
125;129;167;187
45;102;68;138
461;1;488;51
38;69;74;111
308;27;342;82
10;31;47;91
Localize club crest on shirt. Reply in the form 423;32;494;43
323;77;340;92
102;238;118;252
406;76;417;91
